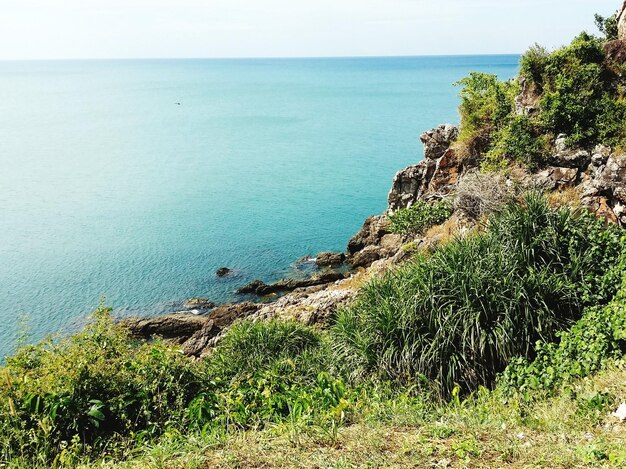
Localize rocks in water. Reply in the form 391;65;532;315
183;298;216;311
215;267;233;277
236;279;267;295
237;271;347;296
315;251;346;267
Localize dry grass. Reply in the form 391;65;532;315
547;186;582;209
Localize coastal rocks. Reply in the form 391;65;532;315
315;252;346;267
122;301;260;357
237;271;347;296
216;267;233;277
387;125;462;212
347;215;390;254
421;124;459;160
183;298;216;311
346;215;406;268
122;314;207;343
618;1;626;40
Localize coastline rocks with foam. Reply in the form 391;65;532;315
315;252;346;267
237;271;347;296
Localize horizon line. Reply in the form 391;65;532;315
0;52;523;62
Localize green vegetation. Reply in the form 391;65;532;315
2;193;626;468
456;26;626;170
4;12;626;468
388;199;453;235
335;193;624;396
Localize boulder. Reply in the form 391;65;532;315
349;245;382;268
183;298;216;310
315;252;346;267
216;267;233;277
420;124;459;160
534;166;579;190
121;314;207;343
236;279;267;294
347;215;390;254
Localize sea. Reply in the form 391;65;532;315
0;56;519;358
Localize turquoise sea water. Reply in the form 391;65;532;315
0;56;518;358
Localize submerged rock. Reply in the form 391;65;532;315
215;267;233;277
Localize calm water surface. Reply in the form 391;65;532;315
0;56;518;357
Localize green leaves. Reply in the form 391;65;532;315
334;194;626;397
388;200;453;236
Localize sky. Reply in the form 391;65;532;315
0;0;620;60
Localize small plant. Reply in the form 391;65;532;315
388;200;453;236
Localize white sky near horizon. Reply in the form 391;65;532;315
0;0;620;60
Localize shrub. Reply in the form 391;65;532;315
483;115;548;170
500;277;626;397
0;308;209;465
453;171;516;219
520;43;550;86
595;13;618;41
198;320;348;431
333;194;624;397
388;200;453;236
455;72;517;157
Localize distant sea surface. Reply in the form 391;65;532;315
0;56;518;357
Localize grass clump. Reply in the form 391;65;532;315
333;193;624;396
388;199;453;236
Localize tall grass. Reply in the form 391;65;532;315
333;193;624;396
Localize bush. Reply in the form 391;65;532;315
198;320;349;431
483;115;547;170
595;13;618;41
333;194;624;397
500;277;626;397
455;72;516;157
453;171;516;219
0;308;208;465
528;32;626;146
388;200;453;236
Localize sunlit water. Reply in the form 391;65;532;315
0;56;518;357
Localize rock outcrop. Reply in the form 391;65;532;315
122;301;260;357
619;1;626;40
315;252;346;267
237;271;347;296
387;124;462;212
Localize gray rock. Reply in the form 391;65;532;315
420;124;459;160
315;252;346;267
216;267;233;277
534;166;579;190
237;272;347;296
183;298;216;310
347;215;390;254
121;314;207;343
349;245;382;268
